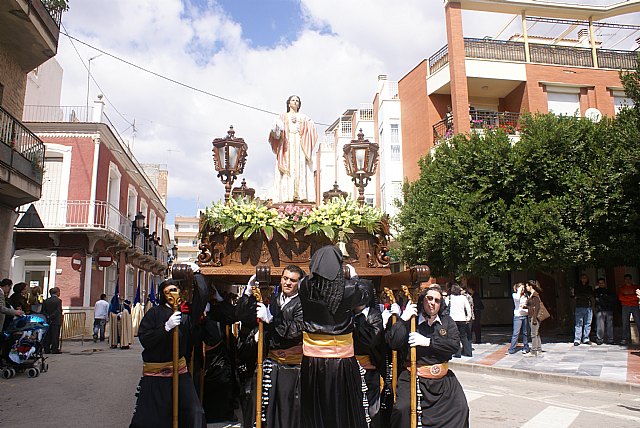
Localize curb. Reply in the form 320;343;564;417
449;361;640;394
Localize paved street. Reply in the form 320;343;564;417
1;337;640;427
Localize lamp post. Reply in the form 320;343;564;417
86;54;103;121
132;212;145;249
212;126;248;203
343;129;379;206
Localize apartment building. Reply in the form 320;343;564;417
400;0;639;182
11;97;170;330
0;0;63;277
174;215;200;263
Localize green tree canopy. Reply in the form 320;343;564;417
396;58;640;276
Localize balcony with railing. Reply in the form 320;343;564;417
23;199;132;242
433;111;521;145
1;0;63;71
23;105;94;123
428;37;638;75
0;105;45;206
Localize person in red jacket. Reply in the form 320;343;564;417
617;274;640;346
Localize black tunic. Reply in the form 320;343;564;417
353;306;386;428
130;305;206;428
299;278;369;428
386;314;469;428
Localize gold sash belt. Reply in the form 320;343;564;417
406;362;449;379
143;357;188;377
303;331;354;358
267;344;303;365
356;354;376;370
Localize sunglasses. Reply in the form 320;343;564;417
426;295;441;304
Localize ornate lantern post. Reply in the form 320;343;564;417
343;129;379;206
212;126;248;204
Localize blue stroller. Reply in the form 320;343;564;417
1;314;49;379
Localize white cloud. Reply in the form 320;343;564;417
52;0;639;218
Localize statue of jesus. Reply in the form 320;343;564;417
268;95;318;203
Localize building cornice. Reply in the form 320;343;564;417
452;0;640;20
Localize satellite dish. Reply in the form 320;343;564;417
585;108;602;123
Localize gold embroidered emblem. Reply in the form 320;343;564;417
439;328;447;336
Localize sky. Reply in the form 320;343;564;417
51;0;639;226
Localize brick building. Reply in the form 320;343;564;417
0;0;63;278
11;98;170;331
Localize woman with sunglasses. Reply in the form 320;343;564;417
386;285;469;427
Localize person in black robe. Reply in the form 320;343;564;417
386;285;469;428
299;245;369;428
129;279;206;428
236;264;306;428
352;276;386;428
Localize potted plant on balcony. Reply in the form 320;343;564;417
42;0;70;12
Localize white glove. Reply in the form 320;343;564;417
382;309;392;329
213;288;224;302
244;275;257;296
346;263;358;279
390;303;401;316
164;311;181;332
256;302;273;324
254;329;260;343
408;332;431;347
401;303;418;322
204;302;210;315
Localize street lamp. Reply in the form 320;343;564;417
343;129;379;206
86;54;103;121
132;212;146;248
323;182;348;203
212;125;248;203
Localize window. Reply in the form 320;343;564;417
614;95;634;114
365;197;374;207
391;145;401;162
390;124;399;144
547;91;580;117
480;273;511;298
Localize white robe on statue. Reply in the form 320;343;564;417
269;112;317;203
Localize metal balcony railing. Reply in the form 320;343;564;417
428;38;638;74
0;105;45;177
433;111;521;145
41;0;65;27
23;105;93;123
28;200;132;241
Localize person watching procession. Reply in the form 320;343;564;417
93;293;109;342
448;283;472;358
525;280;544;357
594;277;615;345
28;285;43;314
618;274;640;346
9;282;29;314
129;279;206;428
573;274;593;346
298;245;370;428
507;283;530;355
386;284;469;427
42;287;62;354
236;265;305;428
1;278;24;333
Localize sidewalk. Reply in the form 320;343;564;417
449;326;640;393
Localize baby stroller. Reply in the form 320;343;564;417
1;314;49;379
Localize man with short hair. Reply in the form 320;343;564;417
42;287;63;353
238;264;306;428
594;278;615;345
574;274;593;346
93;293;109;342
618;274;640;346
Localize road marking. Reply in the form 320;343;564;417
520;406;580;428
464;388;502;397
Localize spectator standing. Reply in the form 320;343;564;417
448;283;472;358
42;287;63;353
617;274;640;346
594;278;615;345
507;283;530;355
574;274;593;346
8;282;29;314
468;286;484;344
524;280;543;357
28;285;43;313
460;283;474;343
1;279;24;332
93;294;109;342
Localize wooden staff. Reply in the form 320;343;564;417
383;287;398;402
168;295;183;428
252;286;264;428
402;285;417;428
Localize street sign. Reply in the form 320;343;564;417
97;252;114;268
71;253;83;271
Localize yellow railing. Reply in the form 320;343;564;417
60;312;87;350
